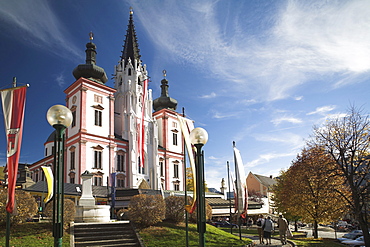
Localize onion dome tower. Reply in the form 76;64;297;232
73;32;108;84
153;70;178;112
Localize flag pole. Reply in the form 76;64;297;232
5;77;16;247
227;161;233;234
182;107;189;247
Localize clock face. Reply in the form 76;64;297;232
72;96;77;104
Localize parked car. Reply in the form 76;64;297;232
343;230;363;239
341;236;364;247
210;221;238;228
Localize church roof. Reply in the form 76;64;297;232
24;181;110;198
253;174;276;188
72;32;108;84
46;130;56;143
121;8;141;68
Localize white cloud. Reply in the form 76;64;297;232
55;73;65;87
0;0;82;61
254;132;305;150
131;0;370;102
246;152;296;168
307;105;336;115
200;92;217;99
271;116;303;125
211;110;240;119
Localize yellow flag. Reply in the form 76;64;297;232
41;166;54;203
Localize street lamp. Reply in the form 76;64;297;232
46;105;72;247
189;127;208;247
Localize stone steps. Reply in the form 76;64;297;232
72;221;143;247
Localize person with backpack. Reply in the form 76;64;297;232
256;215;265;244
263;216;274;245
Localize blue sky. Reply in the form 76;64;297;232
1;0;370;190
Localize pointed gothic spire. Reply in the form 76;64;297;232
121;7;141;67
153;70;178;112
73;32;108;84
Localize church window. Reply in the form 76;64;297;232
173;133;178;146
70;173;75;184
172;122;177;128
117;174;125;187
94;150;102;169
70;151;75;170
94;176;102;186
72;110;76;127
95;110;102;126
117;153;125;172
174;163;179;178
45;148;48;157
174;182;180;191
160;161;164;177
128;68;132;76
94;94;103;104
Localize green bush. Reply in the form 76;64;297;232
128;194;165;228
0;188;38;226
44;199;75;229
165;196;185;223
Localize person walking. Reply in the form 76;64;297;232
256;215;265;244
263;216;274;245
278;214;289;245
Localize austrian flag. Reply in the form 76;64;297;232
1;85;27;214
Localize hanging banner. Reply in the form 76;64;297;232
233;146;248;218
177;115;196;213
1;85;28;214
41;166;54;203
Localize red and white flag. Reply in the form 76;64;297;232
233;145;248;218
1;85;27;214
138;79;148;168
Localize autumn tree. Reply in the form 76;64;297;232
272;145;349;238
44;199;76;229
0;189;38;225
187;196;213;223
186;167;209;192
311;106;370;245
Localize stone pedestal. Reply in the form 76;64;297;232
75;170;111;222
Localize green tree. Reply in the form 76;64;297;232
128;194;165;228
311;106;370;245
272;145;348;238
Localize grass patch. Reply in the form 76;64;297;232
291;237;344;247
139;222;252;247
0;222;70;247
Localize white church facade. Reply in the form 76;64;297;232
29;10;191;192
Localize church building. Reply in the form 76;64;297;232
28;9;192;192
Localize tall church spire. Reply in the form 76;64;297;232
121;7;141;68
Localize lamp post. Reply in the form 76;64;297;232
46;105;72;247
189;127;208;247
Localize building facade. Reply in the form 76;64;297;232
29;10;191;192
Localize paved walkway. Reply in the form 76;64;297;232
235;233;294;247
